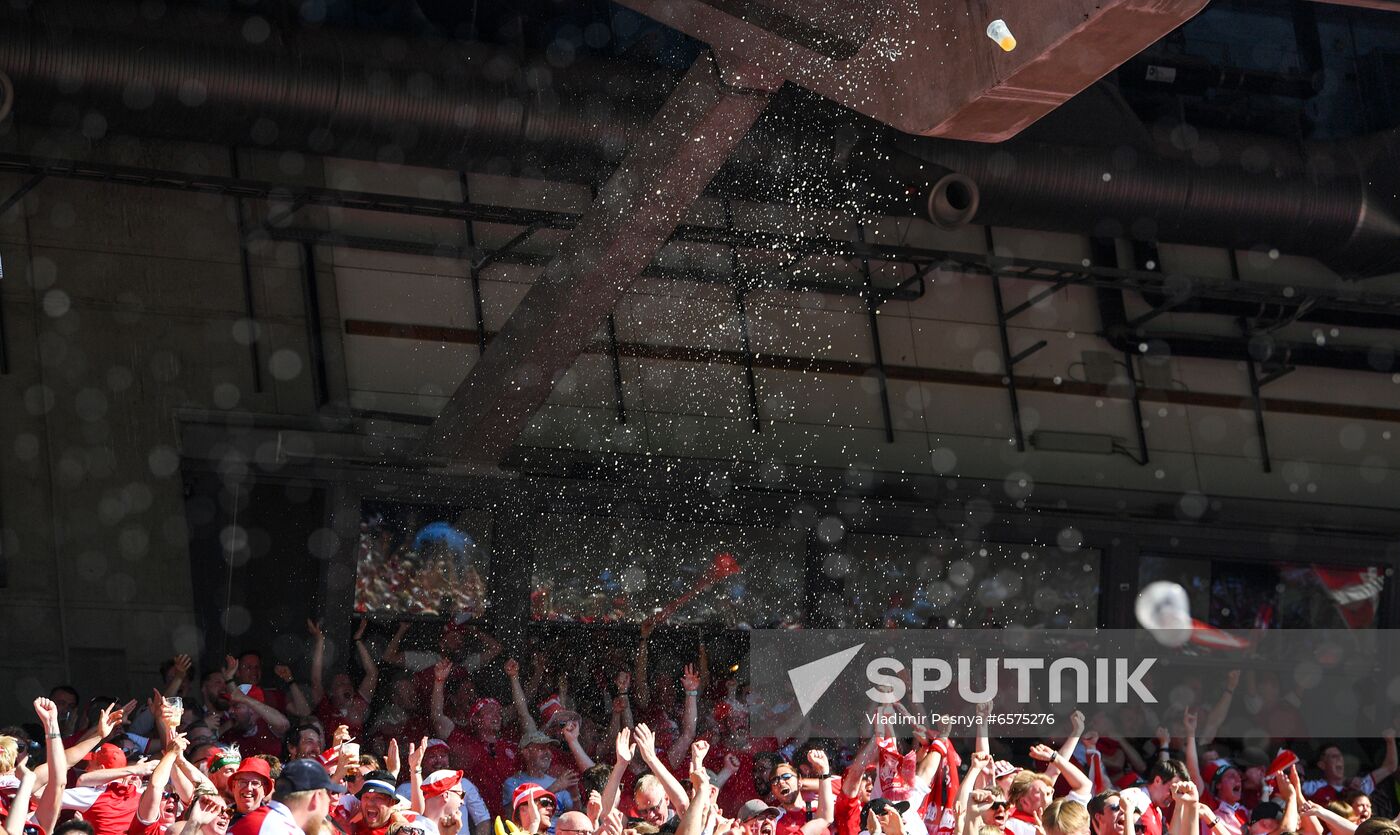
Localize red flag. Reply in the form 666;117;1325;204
1189;619;1252;651
1312;566;1384;629
1084;747;1112;795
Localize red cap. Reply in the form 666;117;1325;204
468;697;501;720
511;783;556;810
83;743;127;770
423;770;464;800
232;757;273;787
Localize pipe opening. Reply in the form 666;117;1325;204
927;172;979;230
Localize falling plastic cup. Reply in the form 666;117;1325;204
986;19;1016;52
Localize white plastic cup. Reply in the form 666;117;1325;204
986;19;1016;52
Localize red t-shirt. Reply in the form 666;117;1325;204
834;794;862;835
62;784;141;835
316;695;369;742
447;731;517;817
126;811;168;835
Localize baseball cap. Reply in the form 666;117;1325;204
83;743;127;770
357;770;403;801
736;800;784;822
1251;802;1285;824
519;730;557;749
275;759;345;797
512;783;557;810
423;770;464;800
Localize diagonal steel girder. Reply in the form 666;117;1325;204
419;52;777;464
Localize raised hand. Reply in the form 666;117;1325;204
505;658;520;679
438;809;463;835
354;619;368;641
562;721;581;746
385;738;401;777
549;769;579;794
1155;726;1170;749
333;724;352;747
1182;708;1199;735
969;751;993;771
598;808;626;835
33;696;61;733
723;753;741;773
223;655;238;680
274;663;295;684
681;664;701;693
434;658;454;683
188;796;222;827
1069;710;1085;736
96;702;123;738
586;790;603;825
806;747;829;774
172;654;193;680
632;723;656;759
1028;744;1055;762
1226;670;1241;691
307;619;324;638
615;671;631;695
408;736;428;773
1173;780;1200;804
614;727;635;764
692;739;710;768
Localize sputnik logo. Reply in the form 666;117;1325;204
788;643;864;715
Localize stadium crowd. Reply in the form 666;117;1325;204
3;618;1398;835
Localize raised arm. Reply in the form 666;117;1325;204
599;727;634;822
383;621;412;667
956;752;992;835
5;760;36;835
804;748;835;835
355;620;380;701
634;724;689;814
1053;711;1087;780
37;701;124;785
1369;729;1398;786
1199;671;1239;746
1168;781;1201;835
1182;708;1205;795
137;732;186;826
408;736;428;814
842;734;879;797
430;659;458;739
31;697;67;832
505;659;541;737
228;684;290;735
274;663;312;718
666;664;701;767
1029;743;1091;798
1302;799;1359;835
562;721;595;771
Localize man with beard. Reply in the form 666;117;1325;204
217;687;288;760
203;749;242;805
1137;761;1189;835
229;760;343;835
769;750;834;835
227;760;274;819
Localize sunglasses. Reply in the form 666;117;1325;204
772;773;797;783
991;803;1010;811
537;799;556;810
635;802;665;816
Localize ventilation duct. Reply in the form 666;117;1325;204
2;0;1400;276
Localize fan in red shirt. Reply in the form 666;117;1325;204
128;730;189;835
228;758;275;819
432;668;516;819
218;687;289;761
308;619;378;743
